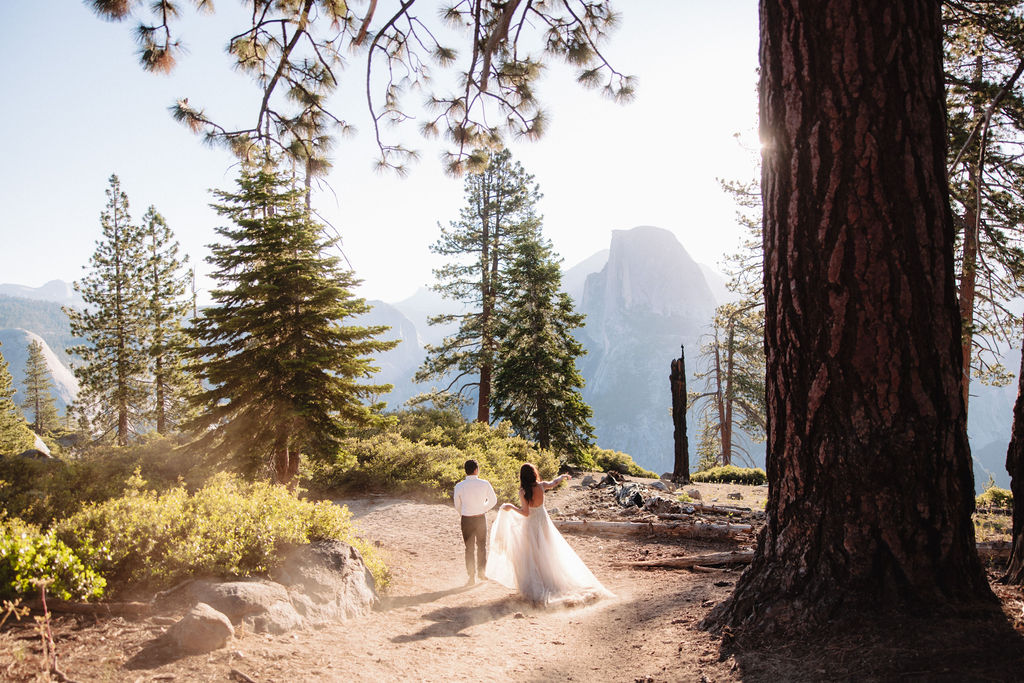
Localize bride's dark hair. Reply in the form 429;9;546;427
520;463;540;503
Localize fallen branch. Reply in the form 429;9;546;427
978;541;1012;562
619;550;755;569
554;519;753;540
23;598;153;618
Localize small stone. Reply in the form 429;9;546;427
727;492;743;500
685;488;702;501
513;612;525;619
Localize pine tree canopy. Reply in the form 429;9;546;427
0;343;34;454
188;161;397;480
20;339;60;434
88;1;633;175
141;205;198;434
416;148;542;422
492;234;593;454
67;174;150;446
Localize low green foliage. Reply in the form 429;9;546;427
307;420;558;503
0;434;218;527
0;516;106;602
676;491;693;504
53;472;386;594
583;446;658;478
976;486;1013;509
690;465;767;486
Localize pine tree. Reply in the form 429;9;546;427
0;343;33;454
944;3;1024;411
416;149;541;422
188;161;396;483
20;339;59;434
492;234;593;455
67;174;149;446
141;206;197;434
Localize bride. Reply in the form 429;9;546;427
485;463;613;606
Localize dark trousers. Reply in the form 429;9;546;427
460;514;487;578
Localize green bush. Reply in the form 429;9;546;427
690;465;767;486
585;446;658;478
54;472;387;594
0;434;218;527
306;421;558;504
0;516;106;601
976;487;1013;509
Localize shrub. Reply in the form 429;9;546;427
976;487;1013;509
0;434;218;527
0;516;106;601
690;465;767;486
54;472;387;594
586;446;658;478
306;422;558;504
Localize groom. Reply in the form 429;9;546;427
453;459;497;585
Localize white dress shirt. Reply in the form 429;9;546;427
453;475;497;517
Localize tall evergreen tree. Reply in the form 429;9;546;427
141;206;196;434
67;174;149;446
416;149;541;422
20;339;60;434
491;234;593;454
188;161;396;483
0;343;33;454
944;2;1024;412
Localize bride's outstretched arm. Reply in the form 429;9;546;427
540;473;571;490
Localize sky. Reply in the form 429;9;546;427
0;1;760;304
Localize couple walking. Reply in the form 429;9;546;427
452;459;612;606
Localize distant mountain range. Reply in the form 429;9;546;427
3;229;1017;491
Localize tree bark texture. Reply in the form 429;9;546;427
671;346;690;482
708;0;992;635
1004;323;1024;583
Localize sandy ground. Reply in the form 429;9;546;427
2;479;1023;682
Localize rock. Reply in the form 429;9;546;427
686;488;702;501
649;480;672;493
548;507;561;517
164;603;233;654
615;483;646;508
727;492;743;500
598;474;619;487
580;474;598;488
660;472;673;480
189;580;291;624
273;540;377;622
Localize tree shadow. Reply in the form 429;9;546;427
721;605;1024;682
378;583;477;611
124;636;184;671
390;597;522;643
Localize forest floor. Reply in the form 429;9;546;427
2;478;1024;682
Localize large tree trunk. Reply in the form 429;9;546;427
1004;322;1024;583
706;0;993;636
671;346;690;483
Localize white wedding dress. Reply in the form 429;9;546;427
485;503;613;606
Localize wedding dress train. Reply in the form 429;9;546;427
485;503;613;606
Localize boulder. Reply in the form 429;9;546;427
164;602;234;654
685;488;703;501
188;580;291;623
727;492;743;501
649;480;672;493
580;474;598;488
273;540;377;621
184;541;377;634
